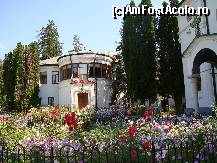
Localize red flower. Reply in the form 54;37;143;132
142;141;151;151
118;134;126;141
80;80;84;84
144;111;153;117
68;126;74;132
87;80;92;84
129;127;136;138
50;109;59;119
145;115;152;121
65;112;77;127
131;150;137;158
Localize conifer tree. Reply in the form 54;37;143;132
0;60;4;105
71;35;86;52
157;1;185;114
25;42;41;108
3;42;41;111
121;0;137;102
135;0;157;102
38;20;62;60
110;50;127;105
3;43;26;110
13;43;25;110
121;0;157;103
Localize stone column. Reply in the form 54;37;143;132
190;74;200;113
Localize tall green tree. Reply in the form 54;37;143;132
13;43;25;110
110;50;127;105
38;20;62;60
0;60;4;105
135;0;157;102
121;0;157;103
71;34;86;52
3;42;40;111
3;43;24;110
121;0;137;102
157;1;185;114
25;42;41;107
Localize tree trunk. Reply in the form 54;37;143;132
174;93;184;115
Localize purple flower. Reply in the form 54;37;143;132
41;143;46;150
54;137;58;146
177;155;183;160
207;144;214;153
62;139;69;146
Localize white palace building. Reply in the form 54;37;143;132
178;0;217;114
39;51;116;109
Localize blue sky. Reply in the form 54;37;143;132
0;0;166;60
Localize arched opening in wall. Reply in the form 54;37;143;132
191;48;217;113
77;93;88;109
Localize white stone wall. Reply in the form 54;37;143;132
96;79;112;108
39;66;59;106
57;78;112;108
207;0;217;34
178;0;217;111
58;79;72;106
182;38;217;109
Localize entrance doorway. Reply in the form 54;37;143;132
191;48;217;113
77;93;88;109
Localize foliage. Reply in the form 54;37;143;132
2;42;40;111
0;60;4;105
3;43;26;110
0;106;217;162
71;34;86;52
37;20;63;60
110;51;127;105
156;0;185;114
26;42;41;107
121;0;157;103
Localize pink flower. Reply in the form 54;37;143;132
0;115;4;121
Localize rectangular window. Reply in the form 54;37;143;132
79;64;88;80
67;64;72;79
40;71;47;84
102;64;107;78
88;64;94;78
72;64;78;78
63;66;67;80
95;64;101;78
52;71;59;84
60;67;63;81
48;97;54;106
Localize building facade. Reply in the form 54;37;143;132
178;0;217;114
39;51;116;109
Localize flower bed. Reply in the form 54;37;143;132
0;106;217;162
